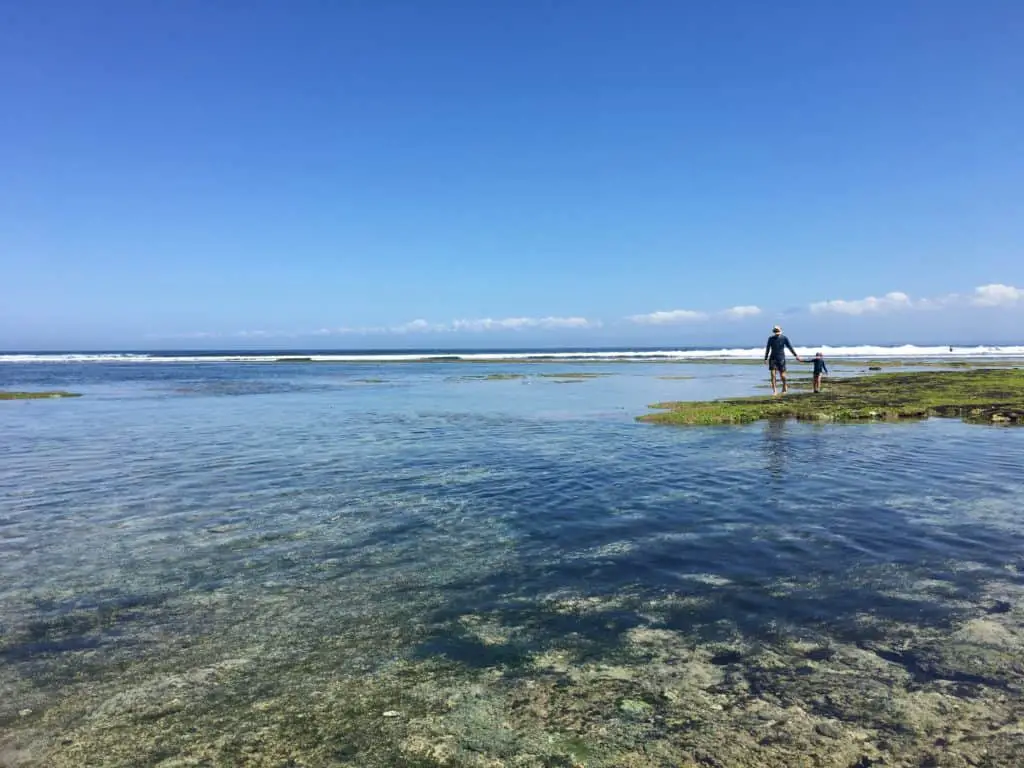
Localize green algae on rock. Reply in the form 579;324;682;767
861;358;1024;368
0;391;81;400
638;369;1024;426
536;372;613;379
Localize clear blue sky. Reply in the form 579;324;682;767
2;0;1022;349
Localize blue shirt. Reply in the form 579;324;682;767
765;334;796;362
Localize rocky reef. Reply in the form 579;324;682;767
2;574;1022;767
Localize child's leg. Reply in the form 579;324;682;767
813;374;821;392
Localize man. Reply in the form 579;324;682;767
764;325;802;395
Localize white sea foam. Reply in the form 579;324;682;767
1;345;1023;364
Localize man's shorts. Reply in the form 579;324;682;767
769;357;786;372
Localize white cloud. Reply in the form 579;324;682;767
151;329;295;340
810;291;913;315
628;305;763;324
167;331;219;339
391;318;440;333
971;284;1024;307
161;283;1024;341
913;294;958;310
811;284;1024;315
299;316;599;335
449;316;596;332
721;305;762;320
627;309;709;325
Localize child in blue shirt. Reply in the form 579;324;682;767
811;352;828;393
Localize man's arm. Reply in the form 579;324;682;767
786;338;802;362
764;338;771;361
822;362;829;374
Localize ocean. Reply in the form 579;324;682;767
3;342;1024;364
1;349;1023;767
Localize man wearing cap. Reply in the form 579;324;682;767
764;325;802;395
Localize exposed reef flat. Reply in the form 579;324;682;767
639;369;1024;426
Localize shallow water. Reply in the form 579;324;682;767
1;361;1023;767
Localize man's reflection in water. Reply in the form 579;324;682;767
763;418;791;485
763;418;830;490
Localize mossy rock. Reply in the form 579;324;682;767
451;373;528;381
0;391;81;400
638;369;1024;426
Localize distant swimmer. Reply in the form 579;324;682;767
764;325;802;395
950;345;954;353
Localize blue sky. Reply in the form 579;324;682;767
2;0;1022;350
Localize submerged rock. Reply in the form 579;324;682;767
617;698;654;718
814;721;843;739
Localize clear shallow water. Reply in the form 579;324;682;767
2;361;1023;767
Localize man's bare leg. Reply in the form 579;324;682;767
769;367;777;395
780;370;788;394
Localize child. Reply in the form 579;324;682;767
811;352;828;393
